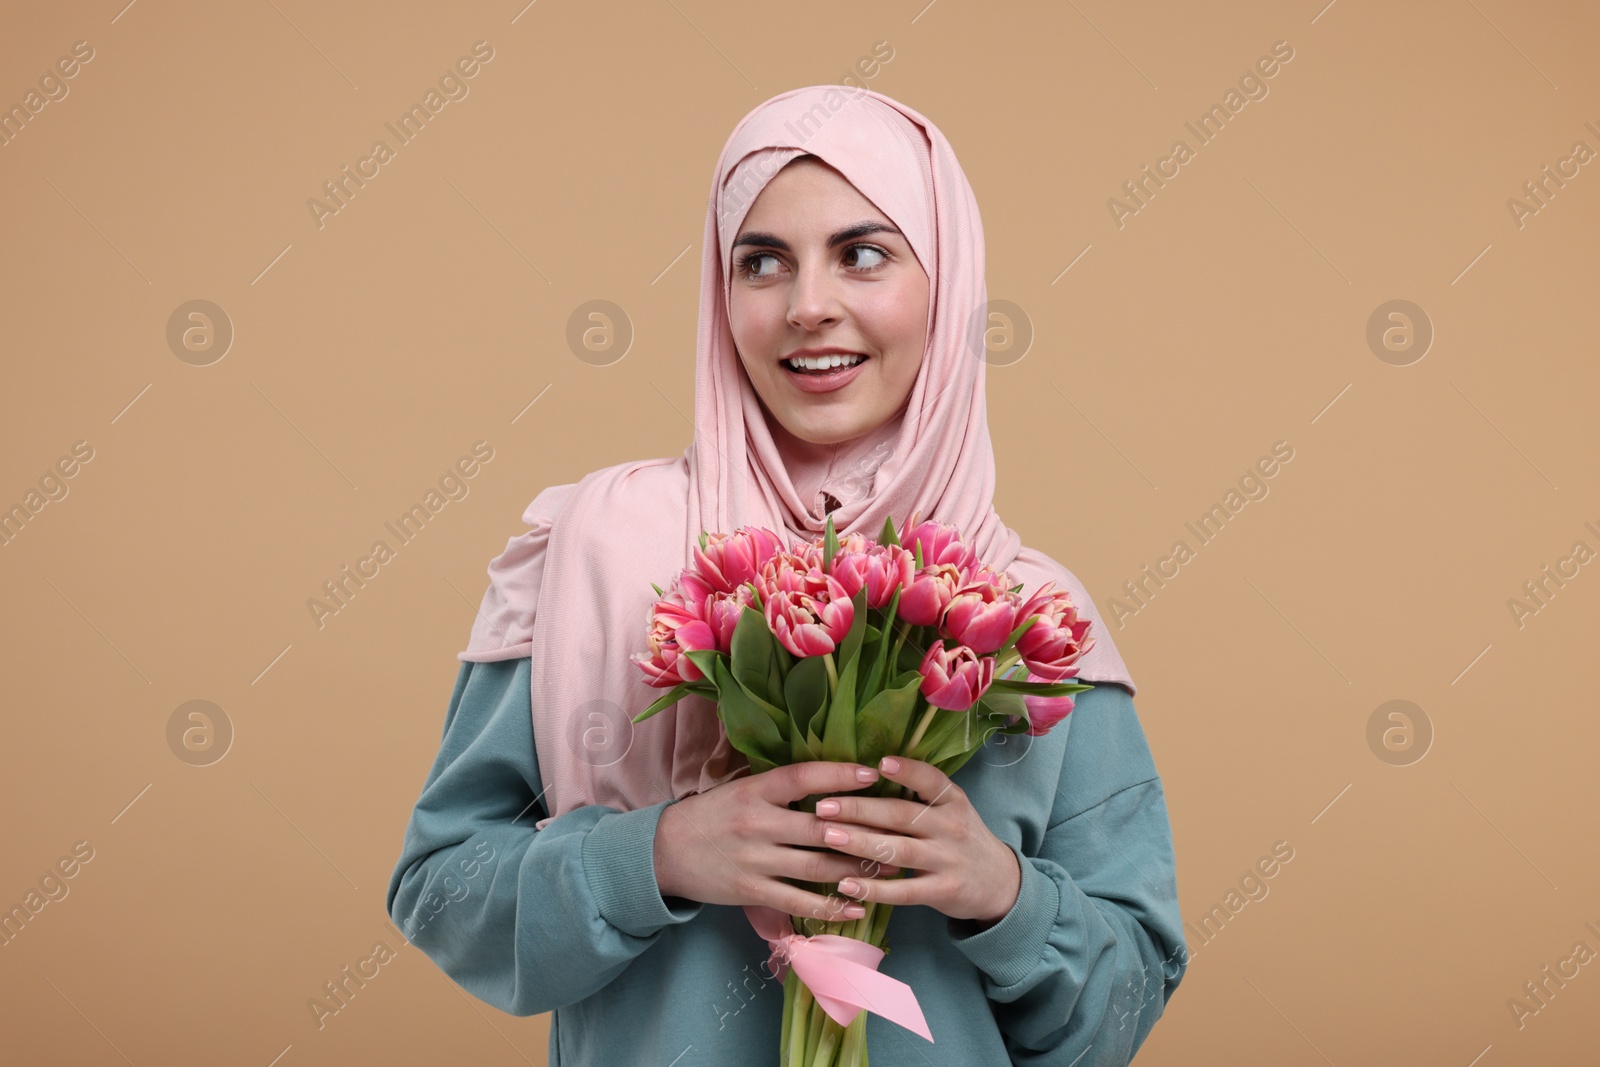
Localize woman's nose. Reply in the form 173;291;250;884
786;262;844;330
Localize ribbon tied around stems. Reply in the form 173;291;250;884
742;904;934;1043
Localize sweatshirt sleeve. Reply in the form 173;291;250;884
945;681;1188;1065
386;657;705;1016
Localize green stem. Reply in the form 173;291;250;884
790;842;907;1064
823;651;838;697
838;1011;867;1065
812;1014;844;1065
888;620;909;675
904;700;940;755
868;899;894;947
781;968;796;1064
804;989;826;1063
790;976;813;1066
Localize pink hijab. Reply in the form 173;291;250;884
460;85;1135;830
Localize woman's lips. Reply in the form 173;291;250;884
782;357;868;394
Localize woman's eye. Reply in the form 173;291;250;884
738;245;887;277
741;252;780;278
845;245;887;270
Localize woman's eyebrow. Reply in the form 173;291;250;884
733;221;902;252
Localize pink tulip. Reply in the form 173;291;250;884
705;584;756;653
829;551;869;597
917;643;995;711
631;644;689;686
633;577;747;685
759;551;829;599
643;587;706;635
830;544;915;609
675;617;718;655
764;574;855;658
791;540;826;573
968;562;1014;592
690;526;785;594
675;568;718;608
1023;692;1075;736
1016;582;1096;682
898;563;964;627
833;531;870;557
632;612;707;686
902;520;978;572
941;584;1023;654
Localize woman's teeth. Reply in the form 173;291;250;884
785;353;867;373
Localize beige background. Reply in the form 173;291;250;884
2;0;1597;1063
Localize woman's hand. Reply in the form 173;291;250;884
653;761;903;926
814;756;1022;928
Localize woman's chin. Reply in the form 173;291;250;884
778;413;883;447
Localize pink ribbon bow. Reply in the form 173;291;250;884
743;904;934;1043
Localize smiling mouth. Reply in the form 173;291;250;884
783;353;869;374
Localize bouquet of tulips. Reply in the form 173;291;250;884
631;512;1096;1066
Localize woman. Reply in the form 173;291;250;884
387;85;1188;1065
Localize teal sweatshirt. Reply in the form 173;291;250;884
386;657;1187;1065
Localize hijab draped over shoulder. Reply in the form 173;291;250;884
460;86;1135;830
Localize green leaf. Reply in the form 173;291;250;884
650;582;664;597
837;586;869;675
905;707;966;763
975;691;1032;736
784;656;829;739
730;605;778;704
934;707;1017;777
790;724;819;763
902;703;985;764
988;678;1095;698
740;676;791;737
698;530;708;550
853;670;923;767
897;628;934;675
935;746;985;779
864;588;902;696
709;656;787;768
823;513;839;571
766;648;785;710
991;613;1041;661
821;647;860;763
878;512;901;547
975;687;1027;716
632;681;694;724
856;621;883;696
682;648;727;690
925;711;995;766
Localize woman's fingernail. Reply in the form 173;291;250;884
816;799;840;817
843;904;865;918
838;879;862;896
855;767;878;783
825;828;850;846
880;757;901;774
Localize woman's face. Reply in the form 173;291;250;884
727;157;930;447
